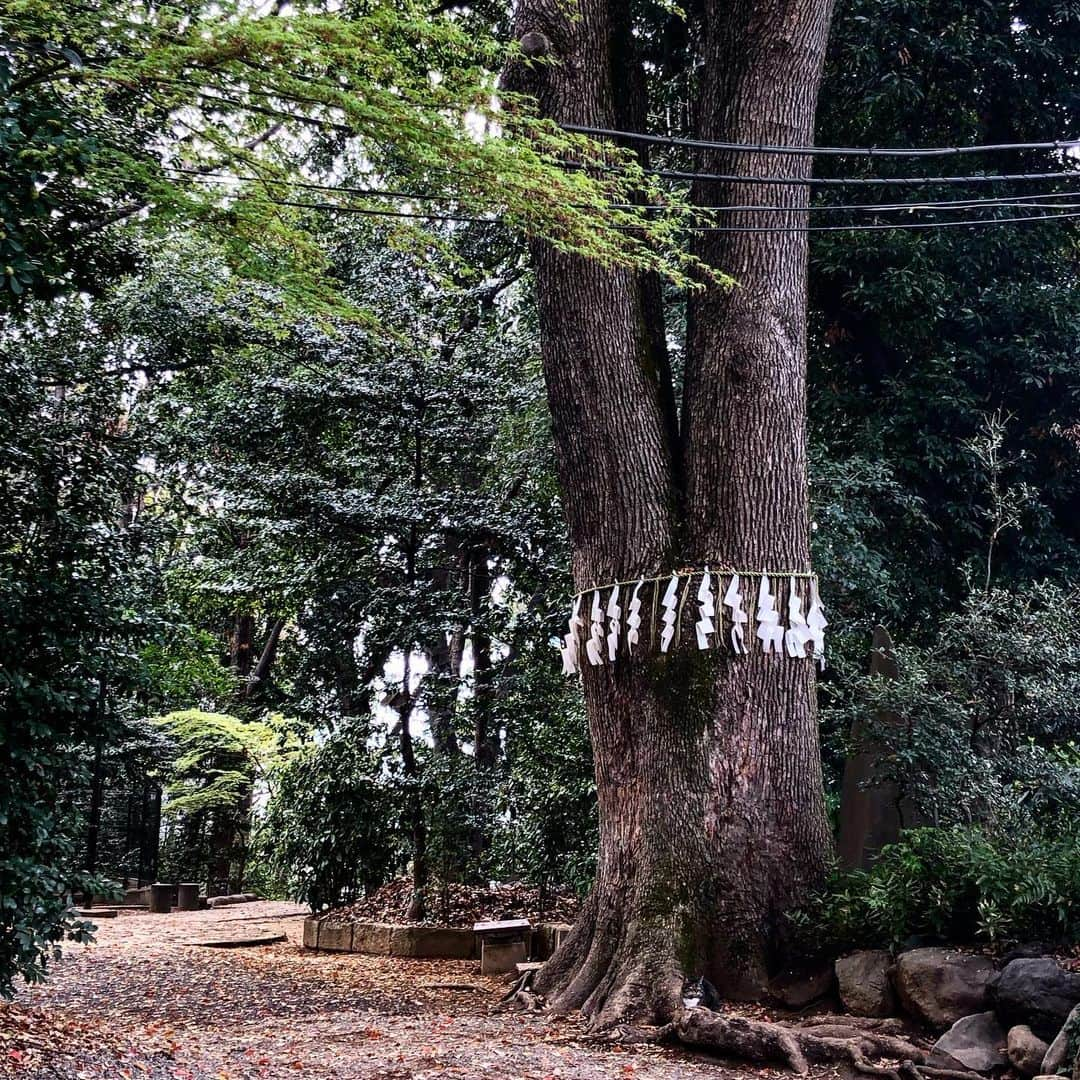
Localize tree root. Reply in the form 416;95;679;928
505;976;940;1079
673;1007;934;1077
497;969;544;1012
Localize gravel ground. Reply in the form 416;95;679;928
0;902;834;1080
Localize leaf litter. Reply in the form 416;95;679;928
1;901;838;1079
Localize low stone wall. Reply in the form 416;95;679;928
303;918;574;960
303;918;476;959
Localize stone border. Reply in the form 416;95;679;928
303;918;476;958
303;918;574;960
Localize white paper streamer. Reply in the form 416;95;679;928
562;571;823;671
559;593;583;675
606;584;621;662
626;577;644;653
785;576;810;658
586;589;605;666
723;574;748;654
695;567;715;650
755;575;785;654
807;578;828;668
659;572;680;653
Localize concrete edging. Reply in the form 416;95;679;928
303;917;574;960
303;918;476;958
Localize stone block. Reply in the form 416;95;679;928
481;939;526;976
391;926;475;959
317;922;355;952
352;923;392;955
303;917;320;950
148;882;172;915
533;922;573;960
176;883;200;911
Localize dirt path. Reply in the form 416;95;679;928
0;902;789;1080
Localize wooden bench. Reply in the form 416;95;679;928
473;919;531;975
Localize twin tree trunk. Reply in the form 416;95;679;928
510;0;835;1024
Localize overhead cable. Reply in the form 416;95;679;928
562;122;1080;159
166;167;1080;215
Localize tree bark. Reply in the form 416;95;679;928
508;0;834;1024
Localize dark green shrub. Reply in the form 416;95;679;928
791;825;1080;955
261;728;396;911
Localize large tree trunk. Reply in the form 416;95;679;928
509;0;834;1025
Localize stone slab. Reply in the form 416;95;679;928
183;933;287;949
391;925;475;959
352;922;392;955
929;1011;1007;1073
481;939;526;975
474;918;531;935
317;922;355;953
303;918;476;958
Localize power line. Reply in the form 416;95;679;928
643;165;1080;188
232;195;1080;233
562;122;1080;159
689;209;1080;233
165;167;1080;216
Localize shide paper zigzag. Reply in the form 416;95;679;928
559;569;825;675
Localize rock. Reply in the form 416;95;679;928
895;948;995;1030
206;893;248;909
769;964;836;1009
1043;1003;1080;1076
836;950;896;1018
994;959;1080;1038
1009;1025;1051;1076
929;1012;1007;1073
1002;945;1059;965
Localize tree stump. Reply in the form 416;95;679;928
149;882;172;914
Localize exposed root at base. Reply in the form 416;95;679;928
497;970;544;1012
670;1008;936;1078
502;982;939;1078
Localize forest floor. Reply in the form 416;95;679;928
0;902;847;1080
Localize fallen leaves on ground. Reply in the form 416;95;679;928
1;902;841;1080
328;877;580;928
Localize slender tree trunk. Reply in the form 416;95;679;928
509;0;834;1023
230;612;255;679
84;739;105;903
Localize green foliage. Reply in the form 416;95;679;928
1;0;705;316
153;710;298;890
811;0;1080;645
792;825;1080;953
824;582;1080;828
0;297;156;996
261;728;396;911
491;655;598;896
